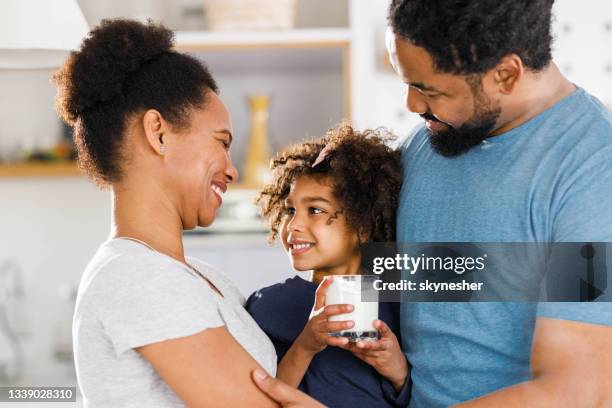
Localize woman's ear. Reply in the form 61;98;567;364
142;109;167;156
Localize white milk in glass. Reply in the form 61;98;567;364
326;275;379;342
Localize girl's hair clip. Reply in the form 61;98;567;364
311;144;333;168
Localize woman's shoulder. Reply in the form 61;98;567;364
77;239;202;306
84;239;182;280
185;256;246;303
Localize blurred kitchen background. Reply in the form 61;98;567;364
0;0;611;405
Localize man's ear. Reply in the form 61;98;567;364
487;54;524;95
142;109;167;156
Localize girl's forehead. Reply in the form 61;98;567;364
288;175;337;202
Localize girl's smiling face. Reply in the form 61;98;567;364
280;175;361;277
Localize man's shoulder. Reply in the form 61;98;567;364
557;88;612;142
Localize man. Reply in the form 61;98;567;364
387;0;612;407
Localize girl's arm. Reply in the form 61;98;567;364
276;277;355;387
137;326;280;407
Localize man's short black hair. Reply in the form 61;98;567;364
388;0;555;75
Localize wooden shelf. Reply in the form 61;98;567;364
175;28;351;51
0;162;81;178
0;163;260;190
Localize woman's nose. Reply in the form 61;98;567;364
225;161;238;184
406;86;428;114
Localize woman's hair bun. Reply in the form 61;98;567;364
54;19;174;124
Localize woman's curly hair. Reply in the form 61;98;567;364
53;19;218;187
388;0;554;75
257;123;403;243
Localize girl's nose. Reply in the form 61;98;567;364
286;214;305;233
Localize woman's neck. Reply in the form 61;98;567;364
111;183;186;264
311;253;362;285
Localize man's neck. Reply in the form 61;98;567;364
491;62;576;136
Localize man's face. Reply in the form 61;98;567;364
386;28;501;157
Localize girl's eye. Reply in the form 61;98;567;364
309;207;324;215
285;207;296;215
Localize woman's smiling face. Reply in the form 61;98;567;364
163;92;238;229
280;175;361;274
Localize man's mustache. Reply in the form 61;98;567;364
420;113;453;128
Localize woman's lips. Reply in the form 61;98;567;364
210;181;227;206
211;188;222;205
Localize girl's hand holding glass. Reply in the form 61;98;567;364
296;277;356;354
342;319;409;392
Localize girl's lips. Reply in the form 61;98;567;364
289;243;314;256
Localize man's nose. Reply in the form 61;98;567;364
406;86;427;114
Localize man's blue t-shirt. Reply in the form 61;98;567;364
397;87;612;407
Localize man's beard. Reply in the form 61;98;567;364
425;91;501;157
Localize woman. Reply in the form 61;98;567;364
55;19;347;407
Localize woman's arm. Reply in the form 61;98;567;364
137;326;279;407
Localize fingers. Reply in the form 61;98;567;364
314;276;333;310
322;303;353;318
325;336;350;347
252;368;294;405
323;320;354;333
355;337;392;351
252;369;325;407
374;320;392;338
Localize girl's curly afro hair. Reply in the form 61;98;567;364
257;122;403;243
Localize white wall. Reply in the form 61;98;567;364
0;177;109;384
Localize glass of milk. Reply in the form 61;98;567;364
325;275;379;342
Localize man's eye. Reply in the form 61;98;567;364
219;139;230;149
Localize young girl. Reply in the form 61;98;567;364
246;123;409;407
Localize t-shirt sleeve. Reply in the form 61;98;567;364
95;257;225;356
381;374;412;407
538;146;612;325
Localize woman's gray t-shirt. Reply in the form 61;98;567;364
73;238;277;407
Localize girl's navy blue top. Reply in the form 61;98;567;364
246;276;410;407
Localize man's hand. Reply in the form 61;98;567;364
342;319;409;391
252;369;326;408
296;276;355;354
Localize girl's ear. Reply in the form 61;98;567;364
358;229;370;245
